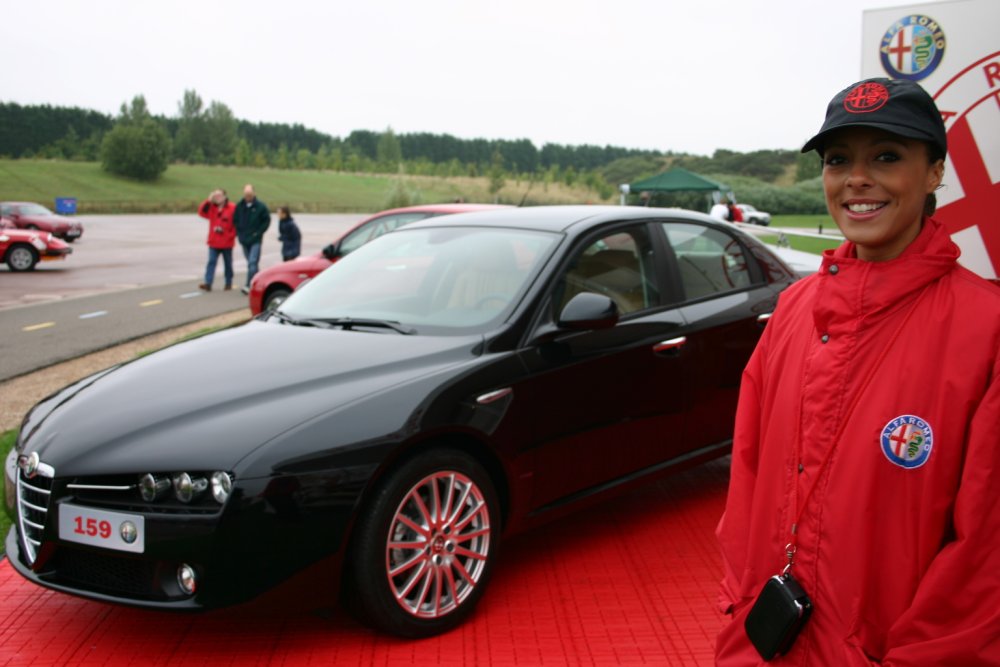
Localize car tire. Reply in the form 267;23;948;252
345;448;500;638
264;287;291;311
6;244;38;271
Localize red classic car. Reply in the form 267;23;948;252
0;218;73;271
0;202;84;242
249;203;509;314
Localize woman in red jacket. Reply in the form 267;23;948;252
716;78;1000;665
197;188;236;291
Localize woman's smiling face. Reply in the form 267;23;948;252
822;126;944;262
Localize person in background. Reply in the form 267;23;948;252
277;206;301;262
233;183;271;294
196;188;236;291
710;197;730;221
715;77;1000;665
727;200;744;222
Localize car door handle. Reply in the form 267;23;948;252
757;312;773;324
653;337;687;353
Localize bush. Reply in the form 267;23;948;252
100;119;171;181
384;177;423;209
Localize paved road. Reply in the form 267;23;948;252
0;213;362;380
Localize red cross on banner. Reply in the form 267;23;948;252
934;94;1000;278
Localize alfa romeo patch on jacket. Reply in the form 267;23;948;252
881;415;934;468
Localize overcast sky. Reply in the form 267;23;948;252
4;0;923;156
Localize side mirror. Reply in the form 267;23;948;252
321;242;340;261
557;293;619;331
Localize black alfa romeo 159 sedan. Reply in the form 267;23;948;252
5;206;796;637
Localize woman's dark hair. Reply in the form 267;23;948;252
925;142;946;217
277;206;291;217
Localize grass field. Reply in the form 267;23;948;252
1;430;14;552
0;159;611;213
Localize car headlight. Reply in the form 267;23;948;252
210;472;233;504
139;474;170;502
172;473;208;503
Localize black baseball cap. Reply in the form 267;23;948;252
802;78;947;157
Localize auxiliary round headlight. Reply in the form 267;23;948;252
139;474;170;502
173;473;193;502
210;472;233;504
172;473;207;503
177;564;197;595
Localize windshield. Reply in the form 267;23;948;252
17;204;54;216
280;226;559;334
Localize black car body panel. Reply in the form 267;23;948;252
5;205;796;613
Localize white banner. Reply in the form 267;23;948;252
863;0;1000;279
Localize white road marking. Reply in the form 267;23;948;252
79;311;109;319
179;292;203;299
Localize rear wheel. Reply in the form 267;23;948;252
345;449;500;637
6;244;38;271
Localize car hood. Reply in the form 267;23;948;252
19;320;482;477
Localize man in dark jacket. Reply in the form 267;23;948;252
233;183;271;294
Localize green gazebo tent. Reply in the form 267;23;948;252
624;167;731;209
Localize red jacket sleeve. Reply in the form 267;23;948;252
198;200;213;220
881;352;1000;666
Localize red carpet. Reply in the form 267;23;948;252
0;458;730;666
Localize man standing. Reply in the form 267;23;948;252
233;183;271;294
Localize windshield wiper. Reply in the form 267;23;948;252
266;310;321;327
302;317;416;335
268;311;415;334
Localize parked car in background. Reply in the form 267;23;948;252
0;202;84;241
0;218;73;271
736;203;771;226
6;206;796;638
249;203;509;314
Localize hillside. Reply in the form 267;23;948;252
0;159;612;213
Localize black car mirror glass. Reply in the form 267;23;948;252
557;293;619;331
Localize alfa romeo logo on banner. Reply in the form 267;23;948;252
880;15;946;81
933;51;1000;279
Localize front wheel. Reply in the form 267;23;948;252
6;244;38;271
263;287;291;311
345;449;500;637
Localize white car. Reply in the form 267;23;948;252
737;204;771;226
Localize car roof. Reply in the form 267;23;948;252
363;203;511;218
402;204;739;235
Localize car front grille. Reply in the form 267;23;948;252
16;467;54;565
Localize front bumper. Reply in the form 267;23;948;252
6;469;355;611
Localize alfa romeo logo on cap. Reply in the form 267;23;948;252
844;82;889;114
880;415;933;469
879;15;946;81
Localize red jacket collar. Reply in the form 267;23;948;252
813;218;959;334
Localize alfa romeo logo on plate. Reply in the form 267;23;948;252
880;15;946;81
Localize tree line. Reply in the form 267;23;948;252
0;92;825;210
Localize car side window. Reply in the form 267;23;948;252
554;226;659;317
339;213;432;257
663;223;753;301
0;205;10;217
